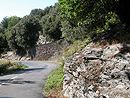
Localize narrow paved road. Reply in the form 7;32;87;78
0;61;58;98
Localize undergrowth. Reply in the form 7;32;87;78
0;60;27;75
62;38;90;59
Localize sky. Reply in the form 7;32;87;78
0;0;58;21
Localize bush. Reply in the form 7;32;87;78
0;60;27;75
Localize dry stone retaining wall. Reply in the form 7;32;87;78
63;43;130;98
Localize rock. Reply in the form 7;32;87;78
88;85;94;91
63;43;130;98
102;44;123;59
37;35;50;45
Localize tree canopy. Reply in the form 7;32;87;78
8;16;41;51
40;4;62;41
1;0;130;55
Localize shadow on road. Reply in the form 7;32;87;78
15;67;46;74
0;67;47;77
0;97;13;98
0;67;47;86
0;78;35;86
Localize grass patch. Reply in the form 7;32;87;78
44;63;64;95
0;60;27;75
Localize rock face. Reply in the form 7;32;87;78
34;42;62;60
63;43;130;98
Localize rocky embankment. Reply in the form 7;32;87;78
34;42;62;60
63;43;130;98
1;42;63;61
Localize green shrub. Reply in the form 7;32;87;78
0;60;27;75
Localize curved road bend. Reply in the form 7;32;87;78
0;61;58;98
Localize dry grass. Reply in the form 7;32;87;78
46;88;67;98
0;60;27;75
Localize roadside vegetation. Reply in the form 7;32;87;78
44;39;90;97
0;0;130;97
0;60;27;75
44;64;64;95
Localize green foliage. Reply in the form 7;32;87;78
0;33;8;53
5;16;21;40
8;16;41;51
40;4;62;41
30;9;44;17
0;24;4;32
59;0;118;24
44;65;64;93
30;7;52;19
7;16;21;30
30;9;45;20
0;16;21;53
0;16;21;31
59;0;121;42
61;20;89;42
104;12;120;30
1;17;9;29
0;25;8;53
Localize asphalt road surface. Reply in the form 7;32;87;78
0;61;58;98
